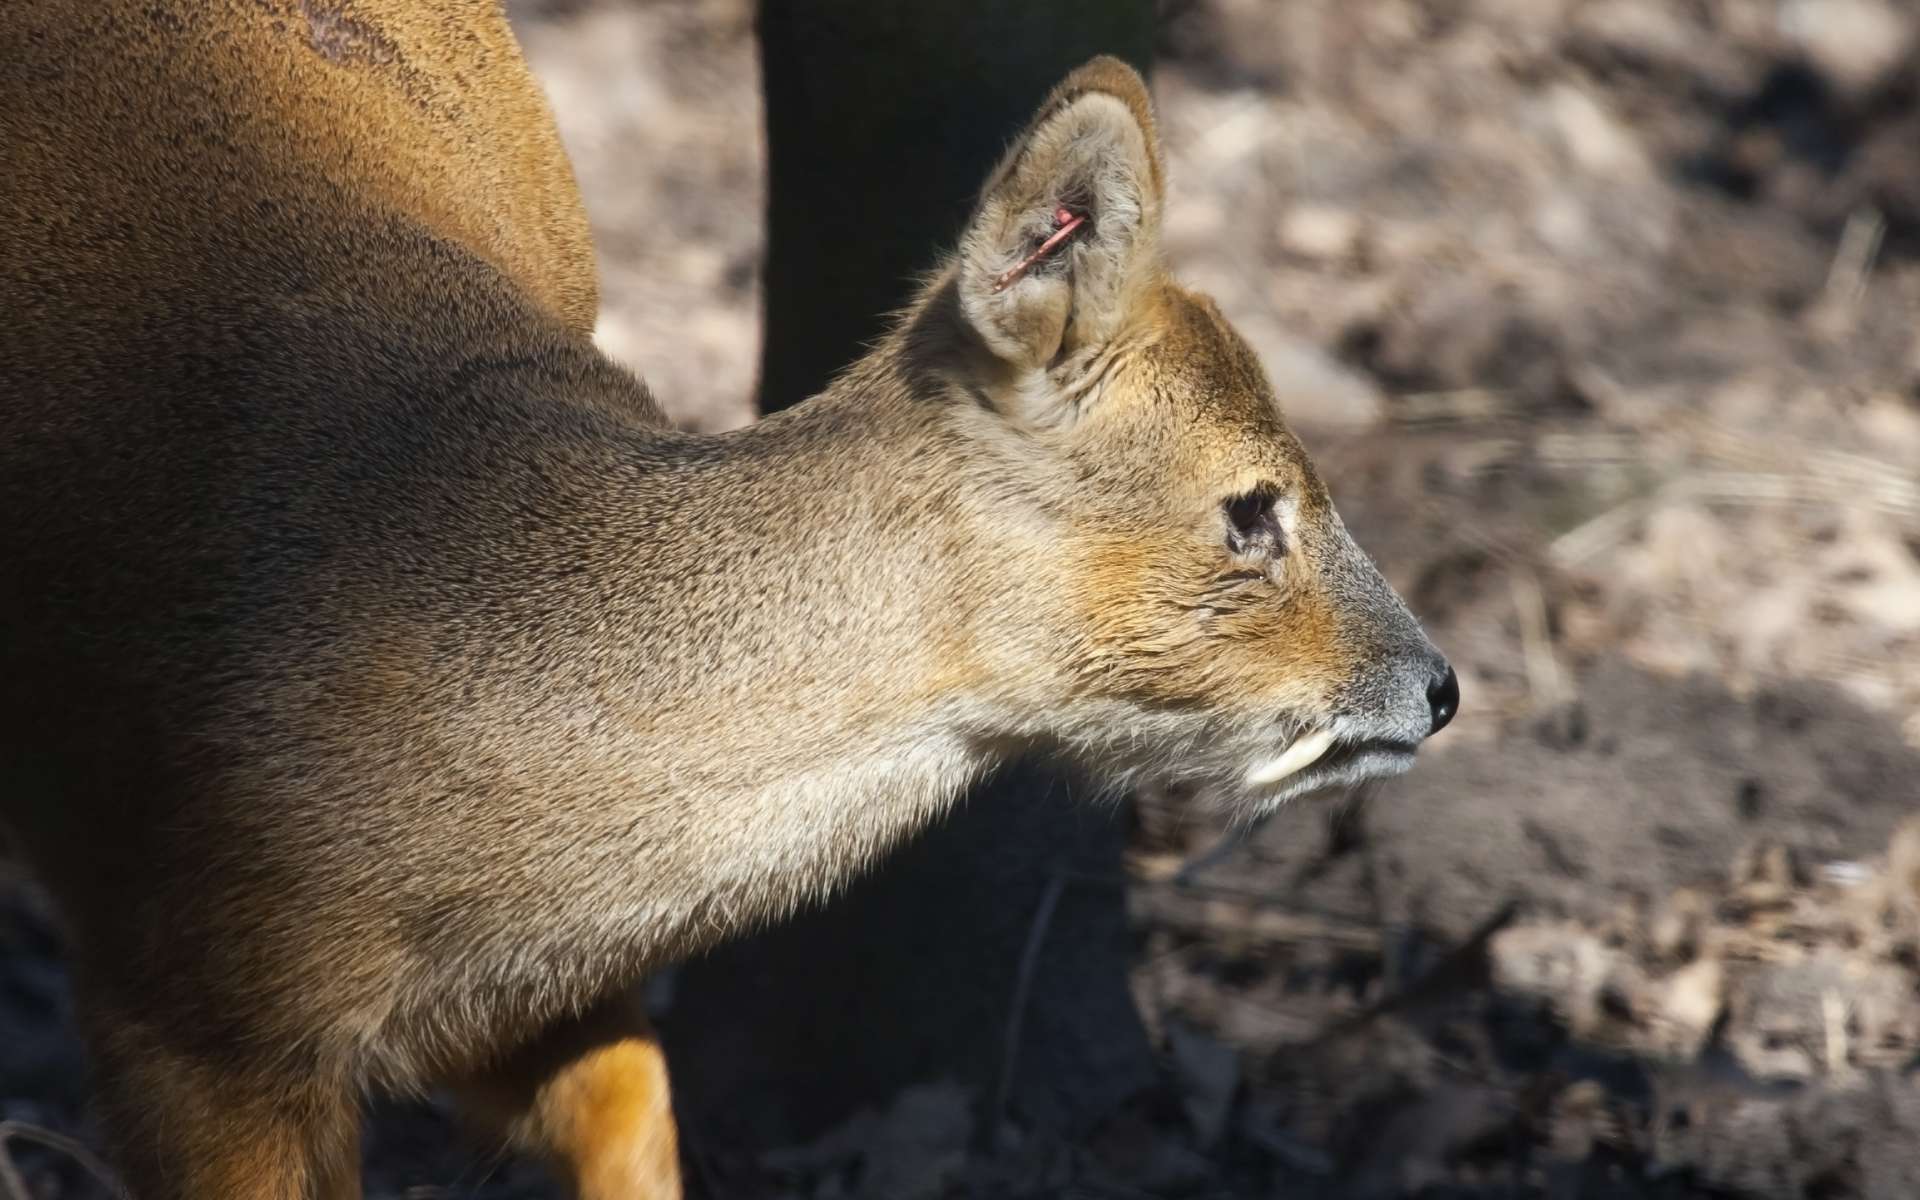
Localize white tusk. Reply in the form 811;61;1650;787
1245;728;1337;787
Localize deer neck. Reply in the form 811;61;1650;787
510;350;1045;948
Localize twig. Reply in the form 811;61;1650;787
0;1143;23;1200
1548;493;1659;567
1127;887;1382;953
1172;812;1273;887
1678;419;1920;517
1509;568;1563;711
0;1121;124;1200
1390;387;1515;426
1822;207;1885;311
1066;865;1387;939
1548;462;1920;570
1822;988;1851;1078
983;872;1069;1151
1305;900;1519;1048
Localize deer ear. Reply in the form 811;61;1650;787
954;56;1166;371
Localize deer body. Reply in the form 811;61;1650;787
3;2;1455;1196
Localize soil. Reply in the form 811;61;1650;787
5;1;1919;1197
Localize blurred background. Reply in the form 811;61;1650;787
6;0;1920;1196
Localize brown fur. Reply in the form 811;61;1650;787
1;3;1452;1196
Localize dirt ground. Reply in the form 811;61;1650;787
4;0;1919;1197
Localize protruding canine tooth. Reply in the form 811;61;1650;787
1246;728;1337;787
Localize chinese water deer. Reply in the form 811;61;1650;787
0;2;1456;1197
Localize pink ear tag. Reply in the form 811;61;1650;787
991;206;1089;294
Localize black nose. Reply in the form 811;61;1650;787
1427;665;1459;735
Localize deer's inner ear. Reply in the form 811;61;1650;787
949;58;1166;375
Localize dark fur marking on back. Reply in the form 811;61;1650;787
299;0;398;67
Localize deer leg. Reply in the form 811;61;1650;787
452;989;680;1200
85;1012;361;1200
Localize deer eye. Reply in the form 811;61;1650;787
1223;487;1286;558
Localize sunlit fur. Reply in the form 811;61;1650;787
0;5;1447;1198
